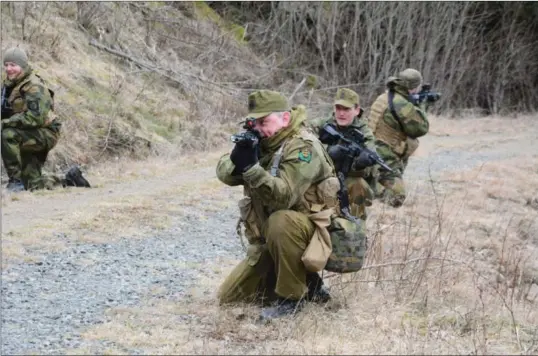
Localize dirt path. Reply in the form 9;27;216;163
1;165;217;234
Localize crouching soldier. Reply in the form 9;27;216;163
1;47;90;192
216;90;341;321
368;68;430;207
309;88;379;221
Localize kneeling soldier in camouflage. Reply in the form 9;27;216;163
1;47;90;192
217;90;340;321
368;68;430;207
309;88;379;221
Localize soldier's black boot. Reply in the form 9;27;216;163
258;298;305;323
64;166;91;188
6;178;25;192
306;272;331;304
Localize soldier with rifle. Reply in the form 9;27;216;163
219;89;370;323
318;122;392;222
217;90;341;321
367;68;440;208
2;47;90;192
309;88;385;221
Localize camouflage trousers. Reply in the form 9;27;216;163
375;143;408;208
346;175;375;220
218;210;315;305
1;126;62;190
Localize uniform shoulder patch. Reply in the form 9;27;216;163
298;147;312;163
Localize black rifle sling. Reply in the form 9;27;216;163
1;87;6;108
270;139;289;177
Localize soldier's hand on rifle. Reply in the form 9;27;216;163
352;150;377;170
327;144;347;163
426;92;441;102
230;143;258;175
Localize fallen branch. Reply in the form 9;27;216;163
288;77;306;103
323;256;465;279
334;278;409;285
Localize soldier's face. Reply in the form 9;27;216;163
334;104;360;127
408;85;422;94
4;62;22;80
253;112;290;138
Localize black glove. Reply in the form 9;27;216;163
327;144;347;163
352;150;377;170
230;143;258;175
319;126;336;145
409;94;422;106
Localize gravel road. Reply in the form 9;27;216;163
2;130;537;355
2;201;241;355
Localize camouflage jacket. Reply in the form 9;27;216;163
217;106;338;240
307;113;377;178
1;69;59;131
368;85;429;158
371;85;429;139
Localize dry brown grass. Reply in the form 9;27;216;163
428;114;538;137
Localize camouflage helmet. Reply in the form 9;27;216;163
247;90;289;119
3;47;29;70
398;68;422;90
334;88;360;108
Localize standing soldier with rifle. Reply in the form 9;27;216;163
309;88;382;221
368;68;440;208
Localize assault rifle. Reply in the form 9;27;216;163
319;123;392;221
230;118;260;147
319;123;393;173
412;83;441;104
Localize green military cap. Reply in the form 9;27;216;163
334;88;360;108
3;47;29;70
398;68;422;90
247;90;289;119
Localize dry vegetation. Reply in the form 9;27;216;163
214;2;538;115
0;149;230;269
